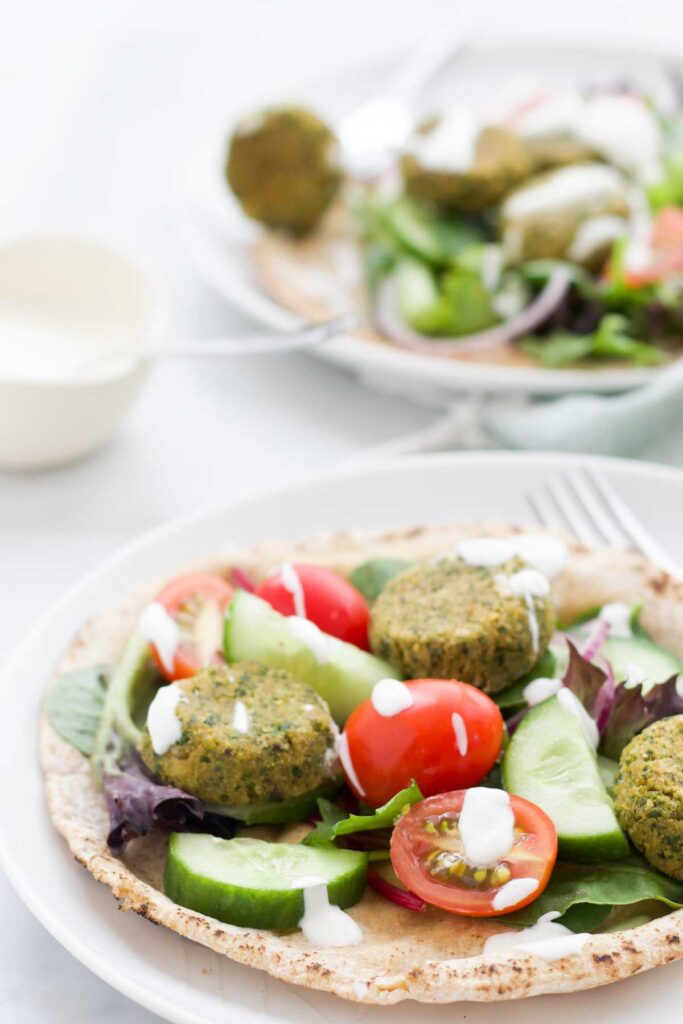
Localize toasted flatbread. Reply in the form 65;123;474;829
40;523;683;1004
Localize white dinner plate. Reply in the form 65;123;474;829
184;38;682;399
2;451;683;1024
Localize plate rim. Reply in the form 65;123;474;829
5;449;683;1023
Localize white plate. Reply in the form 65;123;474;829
185;39;682;399
2;451;683;1024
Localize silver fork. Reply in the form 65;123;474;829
527;465;682;580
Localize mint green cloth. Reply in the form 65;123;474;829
484;362;683;466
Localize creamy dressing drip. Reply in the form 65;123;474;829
497;568;550;657
146;682;183;755
292;875;363;947
371;678;414;717
625;662;647;687
138;602;180;675
280;563;306;618
568;214;629;262
411;105;480;173
504;164;625;220
459;788;514;868
523;676;562;706
491;876;539;911
287;616;331;664
557;688;599;749
455;535;567;578
483;910;590;962
338;732;365;796
451;712;468;756
232;700;250;735
599;602;633;638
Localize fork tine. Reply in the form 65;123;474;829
586;467;682;577
546;476;603;547
527;488;565;532
565;469;626;547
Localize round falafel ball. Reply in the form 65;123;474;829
402;122;531;214
226;105;342;236
138;662;339;808
614;715;683;880
369;556;555;693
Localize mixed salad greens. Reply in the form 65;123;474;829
47;537;683;959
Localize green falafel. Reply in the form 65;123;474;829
226;105;342;236
369;556;555;693
614;715;683;880
138;662;339;808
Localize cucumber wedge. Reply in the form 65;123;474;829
502;695;629;862
600;634;682;687
224;591;399;724
165;834;367;930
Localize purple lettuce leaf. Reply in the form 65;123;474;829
562;639;608;714
600;675;683;760
103;759;236;854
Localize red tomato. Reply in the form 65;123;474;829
391;790;557;917
623;207;683;287
341;679;504;807
151;572;234;681
256;563;370;650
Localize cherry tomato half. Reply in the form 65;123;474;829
391;790;557;917
256;563;370;650
151;572;234;681
622;207;683;287
341;679;504;807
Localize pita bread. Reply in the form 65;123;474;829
251;207;557;369
40;522;683;1004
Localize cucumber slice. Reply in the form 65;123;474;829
502;695;629;862
165;834;367;930
206;783;340;826
600;634;682;687
224;591;398;724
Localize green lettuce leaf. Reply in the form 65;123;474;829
501;860;683;932
303;781;423;847
46;665;108;756
349;558;411;602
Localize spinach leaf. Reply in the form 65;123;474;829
303;781;423;847
46;665;108;756
349;558;411;602
502;861;683;931
493;647;559;712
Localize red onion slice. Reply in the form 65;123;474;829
581;618;611;663
374;270;570;355
367;868;426;912
229;567;256;592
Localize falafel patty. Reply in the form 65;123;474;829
138;662;339;807
369;556;555;693
614;715;683;880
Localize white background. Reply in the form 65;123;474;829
1;1;682;1020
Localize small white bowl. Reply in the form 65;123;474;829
0;235;164;469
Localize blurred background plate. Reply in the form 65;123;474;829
185;38;682;399
2;450;683;1024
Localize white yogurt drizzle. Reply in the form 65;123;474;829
568;214;628;262
459;788;514;868
232;700;250;735
625;661;647;688
557;687;599;749
292;875;363;947
523;676;563;706
455;535;567;578
280;562;306;618
411;105;480;173
503;164;625;220
146;682;183;755
338;732;366;797
451;712;469;756
287;616;331;665
371;678;413;717
598;602;633;638
491;877;539;911
498;568;550;657
483;910;590;962
138;602;180;675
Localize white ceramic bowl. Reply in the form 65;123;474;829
0;235;164;470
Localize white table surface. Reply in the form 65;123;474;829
2;1;683;1020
